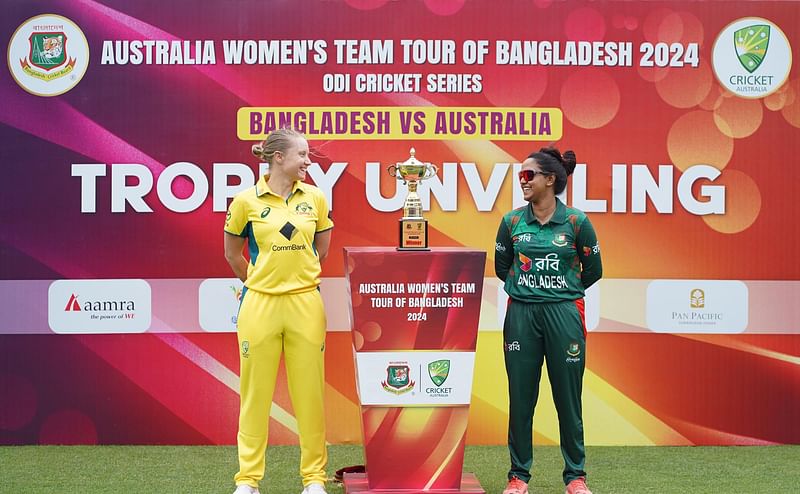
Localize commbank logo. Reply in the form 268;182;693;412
7;14;90;96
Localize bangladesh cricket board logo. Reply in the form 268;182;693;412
567;342;581;357
428;359;450;386
382;364;415;395
712;17;791;99
8;14;89;97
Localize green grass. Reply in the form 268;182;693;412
0;445;797;493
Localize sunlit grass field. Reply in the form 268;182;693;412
0;444;797;493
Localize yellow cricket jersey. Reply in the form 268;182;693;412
224;175;333;294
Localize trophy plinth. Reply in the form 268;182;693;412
387;148;438;251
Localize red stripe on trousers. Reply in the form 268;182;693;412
574;298;587;337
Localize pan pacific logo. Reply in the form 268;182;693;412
712;17;791;99
690;288;705;309
7;14;90;96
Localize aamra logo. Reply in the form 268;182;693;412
7;14;89;96
382;364;415;395
690;288;705;309
428;359;450;386
712;17;791;99
64;293;81;311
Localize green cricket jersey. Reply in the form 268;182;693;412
495;198;602;303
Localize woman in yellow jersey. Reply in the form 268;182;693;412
224;128;333;494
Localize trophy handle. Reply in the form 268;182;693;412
423;163;438;180
387;164;399;178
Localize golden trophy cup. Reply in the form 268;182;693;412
387;148;438;250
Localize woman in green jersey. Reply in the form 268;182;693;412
495;147;602;494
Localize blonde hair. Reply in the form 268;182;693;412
251;128;305;164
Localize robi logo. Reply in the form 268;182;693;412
64;293;81;311
519;252;533;272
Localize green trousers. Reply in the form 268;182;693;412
503;298;588;485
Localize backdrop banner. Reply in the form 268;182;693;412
1;1;798;446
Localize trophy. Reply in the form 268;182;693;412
387;148;438;250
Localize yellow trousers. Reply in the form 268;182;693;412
234;288;328;487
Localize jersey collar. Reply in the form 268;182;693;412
255;174;305;198
524;197;567;225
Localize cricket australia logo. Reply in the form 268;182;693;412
382;364;415;395
8;14;90;96
241;340;250;358
735;25;770;73
427;360;450;386
712;17;791;99
295;202;314;215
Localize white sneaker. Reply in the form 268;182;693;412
302;482;327;494
233;484;260;494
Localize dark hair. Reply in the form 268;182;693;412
528;146;576;195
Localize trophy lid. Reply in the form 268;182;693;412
399;147;424;168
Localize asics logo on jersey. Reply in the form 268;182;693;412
260;207;271;218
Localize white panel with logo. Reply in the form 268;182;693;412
48;279;152;334
646;280;749;333
355;351;476;406
198;278;244;332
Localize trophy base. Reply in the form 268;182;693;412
398;218;429;251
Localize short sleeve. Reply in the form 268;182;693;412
315;190;334;233
224;194;249;237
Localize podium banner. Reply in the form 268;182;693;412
344;247;486;492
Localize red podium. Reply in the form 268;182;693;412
342;247;486;493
